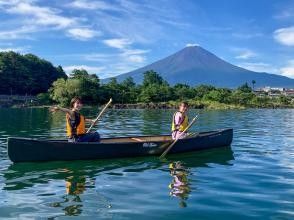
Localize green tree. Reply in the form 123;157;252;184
238;82;252;93
120;77;138;103
0;51;67;95
194;85;216;99
139;70;171;102
49;69;100;105
49;78;69;106
142;70;165;87
173;84;194;100
251;80;256;91
203;88;232;103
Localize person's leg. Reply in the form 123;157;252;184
77;132;100;142
90;132;100;142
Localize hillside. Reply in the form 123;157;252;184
0;51;67;95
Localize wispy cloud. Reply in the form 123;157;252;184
59;49;149;78
6;2;75;29
0;46;29;53
238;62;279;74
0;0;100;41
232;32;263;39
274;26;294;46
235;50;257;60
67;28;102;40
274;6;294;20
103;38;149;64
68;0;120;11
231;47;258;60
103;38;132;49
0;26;36;40
280;60;294;78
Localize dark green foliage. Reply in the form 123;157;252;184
139;71;171;102
47;69;293;108
0;51;67;95
194;85;216;99
237;82;252;93
142;70;166;87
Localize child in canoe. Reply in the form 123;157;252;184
171;102;189;140
50;97;100;142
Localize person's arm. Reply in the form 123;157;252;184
50;106;74;118
85;118;95;123
174;112;183;129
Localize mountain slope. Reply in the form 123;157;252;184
107;46;294;88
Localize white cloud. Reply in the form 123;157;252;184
67;28;101;40
6;2;76;29
0;26;36;40
274;8;294;20
0;46;28;52
0;1;101;41
231;47;258;60
82;53;114;62
235;50;257;60
68;0;119;11
238;62;279;74
63;65;106;75
126;55;145;63
103;38;148;63
103;38;132;49
186;43;200;47
280;60;294;78
120;48;149;63
232;32;263;39
274;26;294;46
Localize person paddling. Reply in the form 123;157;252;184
171;102;189;140
50;97;100;142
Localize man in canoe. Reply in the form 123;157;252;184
171;102;189;140
50;97;101;142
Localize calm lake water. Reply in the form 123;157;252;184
0;108;293;219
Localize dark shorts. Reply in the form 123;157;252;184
69;132;100;142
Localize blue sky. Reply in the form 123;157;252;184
0;0;293;79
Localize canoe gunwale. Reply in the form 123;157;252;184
7;129;229;145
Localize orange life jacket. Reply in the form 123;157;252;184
66;111;85;138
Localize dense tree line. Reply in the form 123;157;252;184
45;69;293;108
0;51;67;95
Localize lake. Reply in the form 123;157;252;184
0;108;293;219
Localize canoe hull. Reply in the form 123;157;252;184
8;129;233;163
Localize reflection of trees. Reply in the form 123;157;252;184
169;161;191;208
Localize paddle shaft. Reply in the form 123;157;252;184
160;115;198;158
87;98;112;133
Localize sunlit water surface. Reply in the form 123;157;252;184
0;108;293;219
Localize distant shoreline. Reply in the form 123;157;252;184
4;102;294;109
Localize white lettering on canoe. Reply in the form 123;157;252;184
143;142;158;148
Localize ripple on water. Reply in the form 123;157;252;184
0;109;294;219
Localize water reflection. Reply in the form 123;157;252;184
166;147;234;208
2;147;234;217
49;174;87;216
169;161;191;208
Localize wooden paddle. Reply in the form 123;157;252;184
159;115;198;158
86;98;112;133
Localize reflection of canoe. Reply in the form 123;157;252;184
4;147;234;191
8;128;233;163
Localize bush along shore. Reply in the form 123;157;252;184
2;69;294;109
